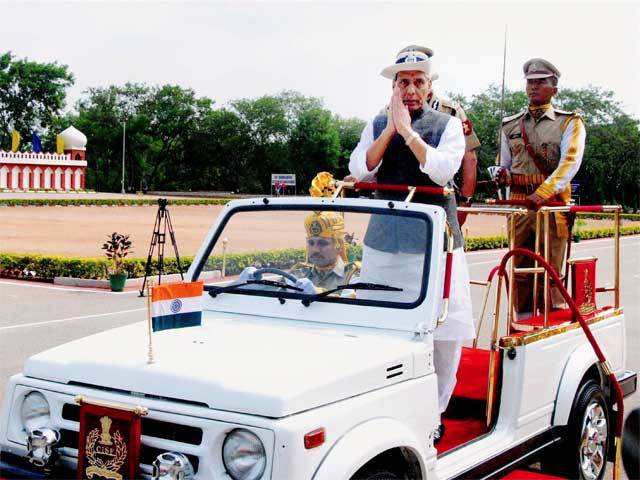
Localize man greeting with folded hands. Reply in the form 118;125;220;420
349;47;474;444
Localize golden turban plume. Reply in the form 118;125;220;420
309;172;336;198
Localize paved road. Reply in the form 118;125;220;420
1;236;638;474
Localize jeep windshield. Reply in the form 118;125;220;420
195;203;433;308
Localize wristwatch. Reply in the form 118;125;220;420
457;194;473;205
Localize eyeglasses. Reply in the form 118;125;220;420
307;238;332;248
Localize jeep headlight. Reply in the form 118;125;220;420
222;429;266;480
21;391;51;432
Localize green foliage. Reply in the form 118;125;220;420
333;116;367;178
101;232;133;274
578;212;640;221
2;227;637;281
0;51;74;150
575;114;640;210
464;224;640;251
451;84;528;179
72;83;214;192
290;107;341;189
577;225;640;240
464;235;508;251
0;253;191;281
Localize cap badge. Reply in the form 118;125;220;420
405;53;418;63
310;221;323;236
530;62;541;72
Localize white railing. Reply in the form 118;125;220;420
0;150;71;161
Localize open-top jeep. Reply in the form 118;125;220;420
0;181;636;480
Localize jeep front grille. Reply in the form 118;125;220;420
62;403;203;445
59;428;200;472
57;403;202;478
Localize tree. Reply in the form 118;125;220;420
577;114;640;210
289;107;340;189
231;91;327;192
73;84;152;191
452;85;528;180
141;85;213;189
0;51;74;150
74;83;215;192
182;109;255;192
333;116;366;178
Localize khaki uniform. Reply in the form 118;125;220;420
428;93;481;152
290;258;359;291
501;106;585;312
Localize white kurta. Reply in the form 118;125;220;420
349;115;475;341
349;113;474;413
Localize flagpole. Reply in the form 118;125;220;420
146;281;155;364
121;120;126;195
496;25;508;163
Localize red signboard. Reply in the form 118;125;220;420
76;397;146;480
571;258;597;317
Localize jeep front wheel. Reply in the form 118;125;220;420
352;470;401;480
546;379;610;480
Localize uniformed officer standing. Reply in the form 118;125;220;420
397;45;481;226
290;211;358;291
498;58;586;315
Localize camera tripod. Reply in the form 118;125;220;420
139;198;184;296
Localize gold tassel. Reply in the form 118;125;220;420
612;436;622;480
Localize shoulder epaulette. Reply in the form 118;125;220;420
502;110;527;124
344;261;361;283
437;96;456;110
345;261;361;271
554;108;582;120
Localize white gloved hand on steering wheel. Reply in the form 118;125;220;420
294;277;318;295
237;266;258;283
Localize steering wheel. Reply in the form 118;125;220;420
253;267;298;284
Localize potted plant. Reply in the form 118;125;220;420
572;218;585;243
101;232;133;291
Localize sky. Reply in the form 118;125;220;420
2;1;639;121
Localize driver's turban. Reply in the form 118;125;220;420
304;211;345;240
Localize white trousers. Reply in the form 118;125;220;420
359;246;474;414
433;340;463;413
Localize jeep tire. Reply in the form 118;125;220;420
545;379;611;480
352;470;401;480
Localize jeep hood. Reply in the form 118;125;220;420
23;315;423;417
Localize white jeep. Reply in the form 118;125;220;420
0;195;636;480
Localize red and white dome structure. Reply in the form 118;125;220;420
0;126;88;192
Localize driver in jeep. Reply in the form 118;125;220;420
290;211;359;291
237;211;358;293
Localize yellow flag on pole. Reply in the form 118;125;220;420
56;134;65;154
11;129;20;152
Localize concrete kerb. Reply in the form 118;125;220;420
54;270;221;289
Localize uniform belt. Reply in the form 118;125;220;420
511;184;538;195
511;173;546;186
509;174;571;239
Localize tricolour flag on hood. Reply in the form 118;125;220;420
151;281;204;332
